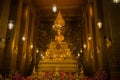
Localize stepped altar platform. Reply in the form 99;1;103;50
37;41;78;72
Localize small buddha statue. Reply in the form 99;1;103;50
55;29;64;44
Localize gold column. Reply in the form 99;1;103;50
83;1;96;75
83;4;88;61
10;0;23;73
93;0;103;71
21;8;29;72
25;6;35;74
0;0;11;73
87;3;95;72
15;1;29;73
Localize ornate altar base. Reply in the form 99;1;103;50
33;40;80;79
38;59;78;72
37;42;78;72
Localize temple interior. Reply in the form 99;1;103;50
0;0;120;80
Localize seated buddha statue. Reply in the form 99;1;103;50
55;29;64;44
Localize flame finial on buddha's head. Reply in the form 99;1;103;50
54;11;65;27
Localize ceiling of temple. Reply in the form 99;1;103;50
33;0;85;22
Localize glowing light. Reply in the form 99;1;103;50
97;21;102;29
22;36;26;41
41;54;43;57
113;0;120;3
88;36;92;40
80;49;83;53
41;54;44;59
42;56;45;59
52;4;57;12
30;44;33;49
8;20;14;30
78;53;80;57
36;49;39;53
83;44;87;49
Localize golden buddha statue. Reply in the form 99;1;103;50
37;11;78;72
55;29;64;44
52;11;65;44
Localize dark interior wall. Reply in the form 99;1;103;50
109;2;120;69
109;2;120;80
102;0;120;79
0;0;4;18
